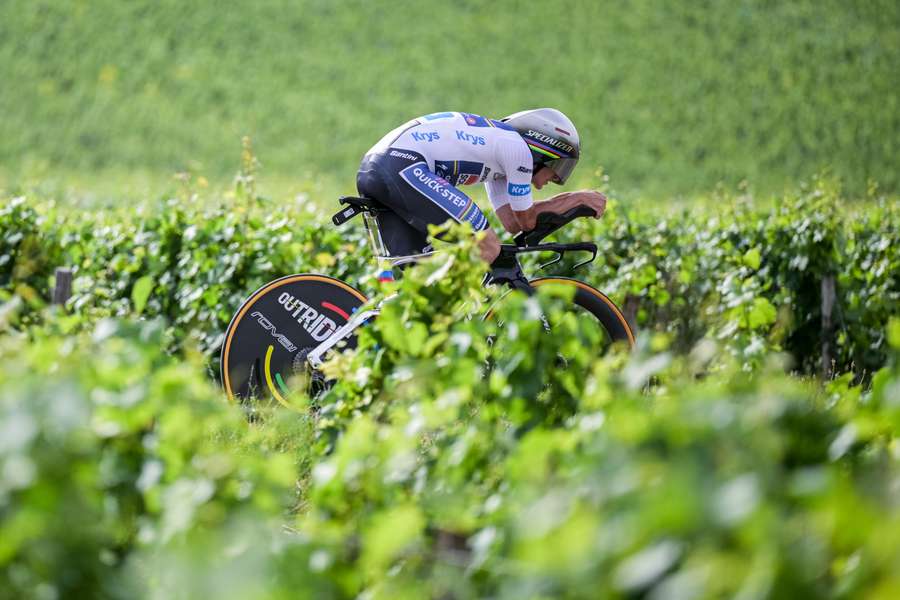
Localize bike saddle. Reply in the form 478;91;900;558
332;195;388;225
341;195;387;210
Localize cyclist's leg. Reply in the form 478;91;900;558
358;153;430;256
357;149;489;245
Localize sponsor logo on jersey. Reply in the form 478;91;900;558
399;162;487;231
411;131;440;142
479;167;491;182
508;183;531;196
251;311;299;352
524;129;575;154
277;292;338;342
455;130;486;146
517;165;533;174
401;164;469;209
389;149;420;161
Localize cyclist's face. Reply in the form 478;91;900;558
532;166;561;190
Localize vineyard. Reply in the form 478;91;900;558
2;171;899;598
3;0;900;597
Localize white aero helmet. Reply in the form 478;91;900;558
500;108;580;184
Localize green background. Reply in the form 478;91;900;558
1;0;898;198
3;3;900;595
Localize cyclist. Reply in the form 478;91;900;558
356;109;607;264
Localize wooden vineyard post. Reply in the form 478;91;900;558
821;274;836;379
52;267;73;306
623;294;640;334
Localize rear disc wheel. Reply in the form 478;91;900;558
220;274;367;410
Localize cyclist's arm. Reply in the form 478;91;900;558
485;178;532;234
486;139;536;234
489;137;606;234
498;191;606;234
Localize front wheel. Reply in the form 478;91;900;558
529;277;635;347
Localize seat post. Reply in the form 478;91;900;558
362;212;389;257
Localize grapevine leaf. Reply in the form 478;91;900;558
132;276;154;315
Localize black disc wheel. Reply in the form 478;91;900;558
529;277;635;347
483;276;635;417
220;274;367;408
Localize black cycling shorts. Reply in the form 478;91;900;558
356;148;489;256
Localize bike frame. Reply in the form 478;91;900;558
305;304;383;368
305;198;600;369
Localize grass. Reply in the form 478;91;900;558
1;0;898;199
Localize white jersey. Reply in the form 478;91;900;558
366;111;535;212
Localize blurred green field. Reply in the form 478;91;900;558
2;0;898;199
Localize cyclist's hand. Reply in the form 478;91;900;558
478;228;501;264
578;190;607;218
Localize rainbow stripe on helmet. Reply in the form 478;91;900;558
526;137;572;159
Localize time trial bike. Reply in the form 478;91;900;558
221;196;635;406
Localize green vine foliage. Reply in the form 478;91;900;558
1;231;899;597
2;177;899;596
7;174;894;377
564;176;898;376
0;319;304;598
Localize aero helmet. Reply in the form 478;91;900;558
501;108;580;184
